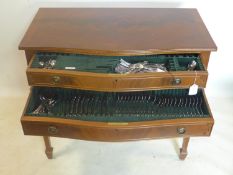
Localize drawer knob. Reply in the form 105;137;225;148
177;127;186;134
172;78;181;85
52;76;61;84
48;126;58;135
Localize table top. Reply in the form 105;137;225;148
19;8;217;55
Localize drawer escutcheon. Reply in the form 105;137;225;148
172;78;182;85
52;76;61;84
48;126;58;135
177;127;186;135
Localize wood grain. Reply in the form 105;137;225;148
26;69;208;91
19;8;217;55
21;118;213;141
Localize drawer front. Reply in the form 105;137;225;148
27;70;208;91
26;71;116;91
116;74;207;90
21;117;213;141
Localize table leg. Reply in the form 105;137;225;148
43;136;53;159
179;137;190;160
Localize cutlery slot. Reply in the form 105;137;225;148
30;53;205;73
25;87;210;122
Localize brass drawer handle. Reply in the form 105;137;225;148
172;78;181;85
48;126;58;135
52;76;61;84
177;127;186;134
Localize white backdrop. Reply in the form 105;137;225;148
0;0;231;98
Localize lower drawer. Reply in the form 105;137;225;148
22;117;213;141
21;87;214;141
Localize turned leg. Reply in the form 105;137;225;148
179;137;190;160
43;136;53;159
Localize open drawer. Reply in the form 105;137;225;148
21;87;214;141
26;53;208;92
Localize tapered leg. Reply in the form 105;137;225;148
179;137;190;160
43;136;53;159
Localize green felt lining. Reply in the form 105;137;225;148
25;87;210;122
31;53;205;73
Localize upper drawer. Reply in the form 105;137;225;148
26;53;208;91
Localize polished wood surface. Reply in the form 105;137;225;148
22;117;213;141
179;137;190;160
25;50;36;65
26;68;208;92
200;51;211;68
19;8;217;56
43;136;53;159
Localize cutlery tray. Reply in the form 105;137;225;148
30;53;205;73
25;87;210;122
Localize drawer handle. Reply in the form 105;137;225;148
48;126;58;135
52;76;61;84
177;127;186;134
172;78;181;85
